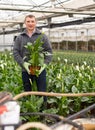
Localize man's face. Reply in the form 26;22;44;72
25;17;36;31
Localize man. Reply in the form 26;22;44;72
13;14;52;103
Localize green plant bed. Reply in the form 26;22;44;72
53;50;95;67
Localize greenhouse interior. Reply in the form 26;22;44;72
0;0;95;130
0;0;95;51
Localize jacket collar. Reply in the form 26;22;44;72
21;28;41;35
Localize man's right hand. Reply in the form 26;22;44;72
23;62;31;74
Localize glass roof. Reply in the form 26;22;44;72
0;0;95;32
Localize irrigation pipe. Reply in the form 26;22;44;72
20;112;64;121
16;122;52;130
13;91;95;100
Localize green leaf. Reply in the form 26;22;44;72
72;85;78;93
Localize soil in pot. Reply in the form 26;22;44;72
29;66;41;75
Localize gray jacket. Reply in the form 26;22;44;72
13;28;52;71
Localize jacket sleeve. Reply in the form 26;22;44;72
42;34;53;64
13;35;24;67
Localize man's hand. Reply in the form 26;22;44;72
38;64;47;75
23;62;31;74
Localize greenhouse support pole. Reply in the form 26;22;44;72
58;31;60;50
75;29;78;52
3;28;5;50
86;29;88;52
66;30;68;50
47;18;51;41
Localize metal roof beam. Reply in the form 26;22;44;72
0;7;95;15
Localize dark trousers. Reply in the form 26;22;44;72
22;69;47;102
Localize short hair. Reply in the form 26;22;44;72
24;14;36;22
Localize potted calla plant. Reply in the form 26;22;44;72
24;35;47;76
